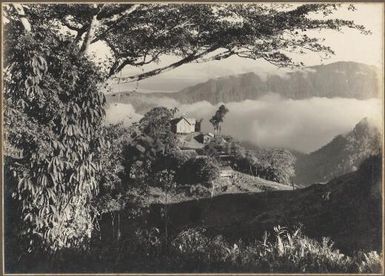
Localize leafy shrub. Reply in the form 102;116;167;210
176;157;220;185
171;228;209;258
239;226;354;273
169;225;382;273
355;251;382;273
204;138;295;185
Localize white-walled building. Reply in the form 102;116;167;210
171;117;197;134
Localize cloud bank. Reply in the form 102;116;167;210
105;103;143;126
105;96;381;153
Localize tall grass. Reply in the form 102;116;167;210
169;226;382;273
13;225;382;273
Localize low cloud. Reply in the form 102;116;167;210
105;103;143;126
177;96;381;153
105;96;381;153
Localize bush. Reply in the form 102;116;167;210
176;157;220;185
171;228;209;258
20;224;382;273
239;226;354;273
355;251;382;273
169;225;382;273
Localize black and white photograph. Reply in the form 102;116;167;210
2;2;384;274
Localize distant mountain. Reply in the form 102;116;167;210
105;91;178;114
107;62;380;108
294;118;382;186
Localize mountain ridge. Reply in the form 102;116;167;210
107;61;380;108
294;117;382;185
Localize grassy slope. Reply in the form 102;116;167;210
146;170;291;205
213;171;292;193
148;156;382;254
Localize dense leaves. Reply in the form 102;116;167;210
205;138;296;185
4;18;106;252
210;104;229;135
8;3;369;82
177;157;220;185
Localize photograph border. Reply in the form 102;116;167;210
1;1;384;275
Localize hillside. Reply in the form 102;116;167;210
164;62;380;104
148;155;382;254
107;62;380;108
146;170;292;205
294;118;381;185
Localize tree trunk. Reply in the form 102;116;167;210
79;14;98;54
12;4;31;32
117;212;121;241
111;212;115;241
164;191;169;248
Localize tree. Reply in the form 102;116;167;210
210;105;229;135
3;2;368;255
176;157;220;185
97;123;133;213
152;170;177;246
264;149;296;185
121;107;179;187
3;12;106;255
7;4;368;82
234;148;296;185
138;107;177;149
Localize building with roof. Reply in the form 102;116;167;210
171;116;200;134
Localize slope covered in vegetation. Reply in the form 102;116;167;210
148;155;382;255
295;118;381;185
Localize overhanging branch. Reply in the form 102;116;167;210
110;46;220;82
92;4;140;43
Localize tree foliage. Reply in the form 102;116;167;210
210;104;229;135
177;157;220;185
235;148;296;185
117;108;181;198
138;107;177;149
205;139;295;185
4;10;106;252
7;3;369;82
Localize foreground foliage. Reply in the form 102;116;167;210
14;225;382;273
4;11;106;254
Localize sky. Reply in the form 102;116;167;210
90;3;384;93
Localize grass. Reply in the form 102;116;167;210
166;226;382;273
146;170;291;205
10;225;382;273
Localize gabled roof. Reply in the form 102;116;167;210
170;116;196;126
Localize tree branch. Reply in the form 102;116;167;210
110;51;163;75
62;18;84;32
110;46;219;81
196;49;235;63
100;4;139;24
11;4;31;32
92;4;140;44
79;4;103;54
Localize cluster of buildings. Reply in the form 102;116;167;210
170;116;233;179
170;116;215;149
